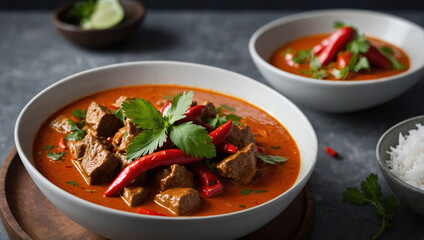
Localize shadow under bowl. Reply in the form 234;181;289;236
52;0;146;48
376;115;424;216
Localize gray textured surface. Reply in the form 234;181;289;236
1;10;424;240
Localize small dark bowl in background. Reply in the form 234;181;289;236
52;0;146;48
376;115;424;216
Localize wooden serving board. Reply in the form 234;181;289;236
0;148;315;240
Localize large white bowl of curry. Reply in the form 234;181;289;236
14;61;317;240
249;9;424;112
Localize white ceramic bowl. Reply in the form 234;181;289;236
15;61;317;240
249;9;424;112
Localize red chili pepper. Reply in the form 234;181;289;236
201;182;224;198
176;105;206;124
104;121;233;197
318;27;356;66
364;45;392;69
137;208;169;216
58;137;67;149
216;140;238;154
190;162;220;187
257;146;266;154
210;120;233;145
325;146;339;158
312;36;331;55
337;51;353;69
160;102;172;115
108;103;119;110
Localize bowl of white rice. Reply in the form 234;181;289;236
377;115;424;216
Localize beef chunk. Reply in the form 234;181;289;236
199;101;216;122
155;164;194;191
86;102;122;137
154;188;201;216
112;118;141;153
50;115;71;133
73;134;120;185
122;186;149;207
227;125;256;148
216;143;257;185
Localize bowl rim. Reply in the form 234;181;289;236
376;115;424;195
249;9;424;86
52;0;146;33
14;61;318;220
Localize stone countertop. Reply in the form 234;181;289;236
1;10;423;240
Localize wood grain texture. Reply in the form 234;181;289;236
0;148;314;240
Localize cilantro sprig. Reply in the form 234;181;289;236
65;120;87;141
293;49;312;64
208;104;242;129
380;46;407;70
72;109;87;119
257;154;288;165
47;152;66;161
124;91;216;161
343;174;398;240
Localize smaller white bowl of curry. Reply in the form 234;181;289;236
249;9;424;112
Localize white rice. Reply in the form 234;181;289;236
387;123;424;191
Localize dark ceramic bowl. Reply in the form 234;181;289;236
376;115;424;216
52;0;145;48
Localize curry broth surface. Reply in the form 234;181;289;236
270;34;410;81
33;85;300;216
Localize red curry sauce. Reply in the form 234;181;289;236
270;34;410;81
33;85;300;216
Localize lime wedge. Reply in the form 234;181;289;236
82;0;124;30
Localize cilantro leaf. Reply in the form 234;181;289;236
293;49;312;64
204;159;217;174
353;56;371;73
170;122;215;158
347;35;370;54
253;190;268;194
65;130;87;141
72;109;87;119
271;146;281;150
334;21;345;29
309;56;322;71
47;152;66;161
115;107;125;124
241;189;251;195
65;120;86;141
380;47;407;71
44;145;54;150
126;128;168;161
226;113;242;122
122;98;164;129
65;181;79;187
67;0;96;25
220;104;236;112
208;116;228;129
239;204;246;208
257;153;288;165
380;46;394;56
343;174;398;240
340;67;350;80
312;69;328;79
166;91;194;124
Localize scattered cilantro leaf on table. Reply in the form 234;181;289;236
343;174;398;240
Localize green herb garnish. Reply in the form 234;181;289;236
333;21;345;29
271;146;281;150
209;105;242;129
258;153;288;165
239;204;246;208
68;0;96;25
65;120;87;141
343;174;398;240
72;109;87;119
293;49;312;64
44;145;54;150
242;189;268;196
353;56;371;73
115;107;125;124
124;91;215;161
47;152;66;161
281;48;293;56
66;181;80;187
380;46;407;71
